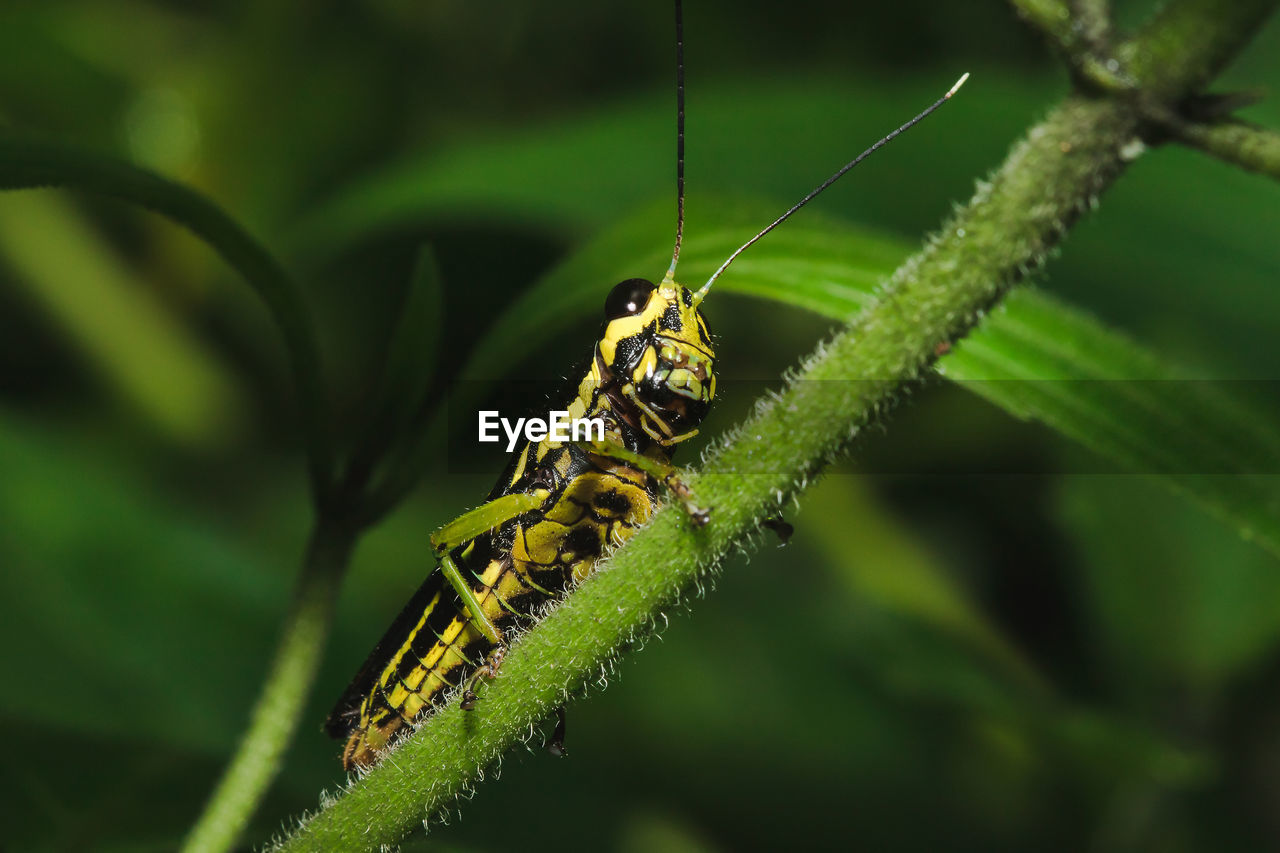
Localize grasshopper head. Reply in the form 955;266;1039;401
595;275;716;445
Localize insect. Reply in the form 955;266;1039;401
326;0;966;771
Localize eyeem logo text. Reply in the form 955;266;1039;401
478;410;606;452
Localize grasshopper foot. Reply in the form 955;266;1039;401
546;706;568;757
460;644;507;711
761;515;793;545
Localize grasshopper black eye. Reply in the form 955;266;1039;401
604;278;655;320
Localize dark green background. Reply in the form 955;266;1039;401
1;0;1279;850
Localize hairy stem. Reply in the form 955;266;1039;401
271;0;1275;848
1121;0;1275;96
0;141;335;499
1007;0;1133;91
1072;0;1112;47
1169;119;1280;182
1008;0;1072;40
182;521;355;853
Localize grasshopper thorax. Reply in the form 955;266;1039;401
595;274;716;446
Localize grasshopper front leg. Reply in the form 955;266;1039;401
585;439;710;526
429;489;551;689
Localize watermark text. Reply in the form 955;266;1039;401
478;410;605;452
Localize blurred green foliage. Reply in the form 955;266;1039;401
1;0;1278;850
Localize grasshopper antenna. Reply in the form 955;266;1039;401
692;72;969;306
665;0;686;284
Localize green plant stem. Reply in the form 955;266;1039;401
1008;0;1072;39
182;521;355;853
1169;119;1280;182
1007;0;1132;92
272;0;1275;848
1003;0;1075;35
1121;0;1275;97
0;141;335;499
1073;0;1112;47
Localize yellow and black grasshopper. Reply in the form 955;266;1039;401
326;0;966;771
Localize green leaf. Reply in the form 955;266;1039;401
944;291;1280;560
349;244;445;473
0;409;284;752
801;475;1048;694
1059;474;1280;689
389;246;445;416
0;136;334;493
0;191;246;447
289;76;1041;259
